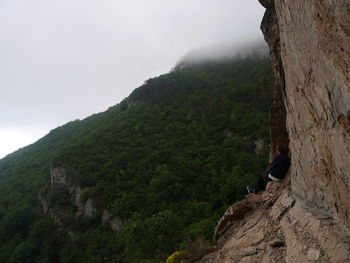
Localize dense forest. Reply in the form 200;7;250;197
0;53;273;263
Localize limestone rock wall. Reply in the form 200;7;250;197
272;0;350;228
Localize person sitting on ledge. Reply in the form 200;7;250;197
247;143;291;194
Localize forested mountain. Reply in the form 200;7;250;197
0;52;273;263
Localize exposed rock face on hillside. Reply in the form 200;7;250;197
198;0;350;262
261;0;350;233
273;0;350;229
198;180;350;263
258;0;289;158
259;0;350;225
38;167;122;233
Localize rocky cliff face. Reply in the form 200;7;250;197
273;0;350;229
199;179;350;263
198;1;350;262
38;167;122;233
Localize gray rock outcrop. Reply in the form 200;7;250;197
39;167;122;233
273;0;350;229
199;181;350;263
197;0;350;262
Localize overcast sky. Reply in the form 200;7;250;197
0;0;265;159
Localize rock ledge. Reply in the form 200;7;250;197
198;180;350;263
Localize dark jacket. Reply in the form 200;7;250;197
268;154;291;180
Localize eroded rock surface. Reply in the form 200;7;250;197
273;0;350;229
198;2;350;261
198;181;350;263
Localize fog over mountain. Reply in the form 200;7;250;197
0;0;265;158
176;40;269;67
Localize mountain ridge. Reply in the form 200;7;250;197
0;53;273;263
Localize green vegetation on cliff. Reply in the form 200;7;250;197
0;54;273;263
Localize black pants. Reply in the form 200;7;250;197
255;171;271;192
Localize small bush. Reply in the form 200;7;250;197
166;251;186;263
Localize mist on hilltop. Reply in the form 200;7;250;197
175;39;269;68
